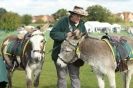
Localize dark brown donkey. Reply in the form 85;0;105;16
56;30;133;88
1;29;45;88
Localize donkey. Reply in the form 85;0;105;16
56;30;133;88
1;29;45;88
120;36;133;88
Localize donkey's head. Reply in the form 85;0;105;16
57;30;86;67
27;30;45;61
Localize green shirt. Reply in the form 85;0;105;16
50;16;87;62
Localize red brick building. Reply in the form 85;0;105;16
32;15;55;23
116;12;133;22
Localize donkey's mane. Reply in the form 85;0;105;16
85;35;100;40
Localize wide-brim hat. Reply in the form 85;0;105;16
69;6;88;16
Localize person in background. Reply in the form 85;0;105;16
50;6;88;88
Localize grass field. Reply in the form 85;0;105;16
1;30;133;88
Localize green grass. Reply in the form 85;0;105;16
1;30;133;88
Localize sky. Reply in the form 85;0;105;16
0;0;133;16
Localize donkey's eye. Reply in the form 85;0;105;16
65;48;73;52
41;40;44;43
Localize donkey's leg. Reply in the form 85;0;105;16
107;70;116;88
25;66;32;88
122;70;132;88
96;72;105;88
33;70;41;88
33;62;44;88
7;71;13;88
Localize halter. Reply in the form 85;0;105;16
65;39;78;48
64;38;81;57
22;31;45;57
58;39;79;64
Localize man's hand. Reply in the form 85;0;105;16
74;29;80;33
67;32;73;37
74;29;80;36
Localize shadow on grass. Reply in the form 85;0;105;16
12;86;26;88
12;85;98;88
41;85;56;88
43;85;97;88
81;85;97;88
12;85;56;88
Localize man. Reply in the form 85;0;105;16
50;6;88;88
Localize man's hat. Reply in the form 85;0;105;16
69;6;88;16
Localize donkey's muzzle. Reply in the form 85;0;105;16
33;50;44;54
31;50;44;61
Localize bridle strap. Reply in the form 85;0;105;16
22;39;30;57
65;39;80;58
22;32;45;57
58;53;78;64
58;56;68;64
33;50;45;54
58;40;80;64
64;39;77;48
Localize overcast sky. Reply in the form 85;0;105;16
0;0;133;16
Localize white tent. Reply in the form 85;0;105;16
98;22;112;33
85;21;101;33
128;27;133;34
85;21;112;33
111;24;121;33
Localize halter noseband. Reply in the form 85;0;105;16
64;39;78;48
33;50;45;54
58;39;79;64
22;31;45;57
31;34;45;54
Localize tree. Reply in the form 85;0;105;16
0;12;21;31
52;9;68;20
86;5;112;22
21;14;32;25
107;15;124;23
0;8;7;17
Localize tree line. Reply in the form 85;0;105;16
52;5;124;24
0;8;32;31
0;5;125;31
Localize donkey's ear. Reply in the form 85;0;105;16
74;29;81;37
75;31;88;39
39;23;50;31
78;32;88;44
81;32;88;38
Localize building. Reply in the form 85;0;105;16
116;12;133;22
32;15;55;23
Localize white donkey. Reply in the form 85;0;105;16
1;29;45;88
